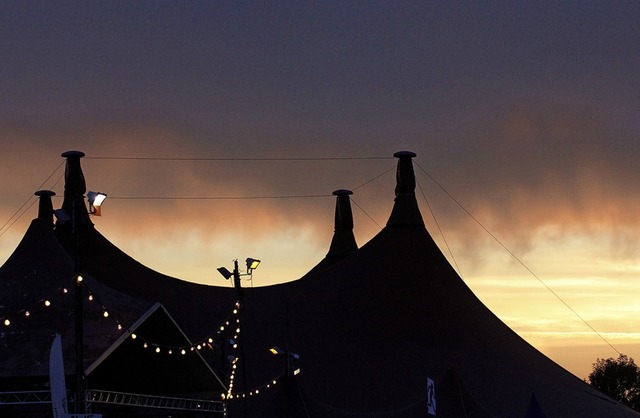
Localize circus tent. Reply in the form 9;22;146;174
1;150;639;417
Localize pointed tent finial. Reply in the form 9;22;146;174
393;151;417;196
326;189;358;258
59;150;91;226
34;190;56;227
386;151;424;227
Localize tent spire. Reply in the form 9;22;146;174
326;189;358;258
35;190;56;228
59;150;91;227
386;151;424;227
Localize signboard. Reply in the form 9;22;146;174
427;377;436;416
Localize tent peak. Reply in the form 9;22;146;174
59;150;91;228
34;189;56;227
326;189;358;258
386;150;424;227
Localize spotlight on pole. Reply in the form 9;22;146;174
245;258;261;273
217;257;261;301
87;191;107;216
217;267;233;280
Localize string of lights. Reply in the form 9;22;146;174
224;301;242;400
0;279;242;357
223;374;284;400
1;288;285;401
127;302;242;355
0;280;120;331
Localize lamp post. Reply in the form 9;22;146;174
217;258;260;302
217;258;260;415
269;346;301;417
71;195;85;415
55;189;107;414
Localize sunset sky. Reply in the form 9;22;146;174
1;1;639;380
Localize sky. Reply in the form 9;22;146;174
1;1;640;380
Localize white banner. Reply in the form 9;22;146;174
49;334;68;418
427;377;436;416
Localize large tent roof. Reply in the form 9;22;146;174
3;150;638;417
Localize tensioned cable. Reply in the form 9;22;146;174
351;165;396;191
349;198;382;230
107;194;331;200
0;161;65;238
86;156;394;162
414;161;621;355
416;178;463;278
106;165;397;204
348;164;396;230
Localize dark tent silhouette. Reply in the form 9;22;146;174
2;150;639;417
0;154;224;415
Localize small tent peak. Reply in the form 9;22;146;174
386;150;424;227
34;190;56;227
332;189;354;230
326;189;358;258
393;150;417;196
58;150;91;227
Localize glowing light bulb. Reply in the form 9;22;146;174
131;333;137;339
103;311;109;318
155;347;161;353
76;275;83;283
3;319;10;326
44;300;51;307
181;349;186;355
88;294;93;301
24;311;30;317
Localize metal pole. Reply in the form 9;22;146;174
73;197;85;414
233;259;243;302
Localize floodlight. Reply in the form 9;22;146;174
269;346;283;356
217;267;233;280
53;209;71;223
87;191;107;216
246;258;261;272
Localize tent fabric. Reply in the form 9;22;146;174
3;150;640;417
0;218;222;397
0;217;150;380
524;393;548;418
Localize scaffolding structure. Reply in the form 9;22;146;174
0;389;225;414
88;389;225;413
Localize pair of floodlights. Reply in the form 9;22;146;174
217;258;261;280
53;191;108;223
